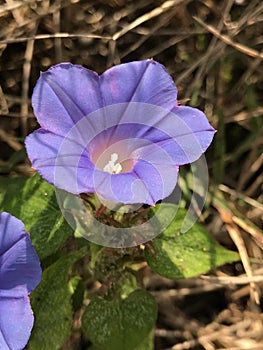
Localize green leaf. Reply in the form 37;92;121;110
82;290;157;350
145;205;239;279
0;174;73;259
89;334;155;350
118;271;137;300
28;248;87;350
134;329;154;350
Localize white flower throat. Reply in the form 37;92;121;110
103;153;122;174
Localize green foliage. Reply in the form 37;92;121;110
134;329;155;350
82;290;157;350
0;174;73;259
28;248;87;350
118;271;137;299
145;205;239;279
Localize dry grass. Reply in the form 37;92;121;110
0;0;262;349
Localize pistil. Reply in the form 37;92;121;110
103;153;122;174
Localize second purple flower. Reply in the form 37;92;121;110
0;212;42;350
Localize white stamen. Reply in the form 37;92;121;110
103;153;122;174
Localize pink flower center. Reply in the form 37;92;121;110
90;139;135;174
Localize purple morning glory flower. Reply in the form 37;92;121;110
0;212;42;350
26;60;215;205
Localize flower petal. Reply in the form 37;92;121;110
100;60;177;110
170;105;216;161
94;170;144;204
0;295;33;350
132;160;178;205
32;63;102;134
132;105;216;165
25;129;95;194
0;212;41;296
